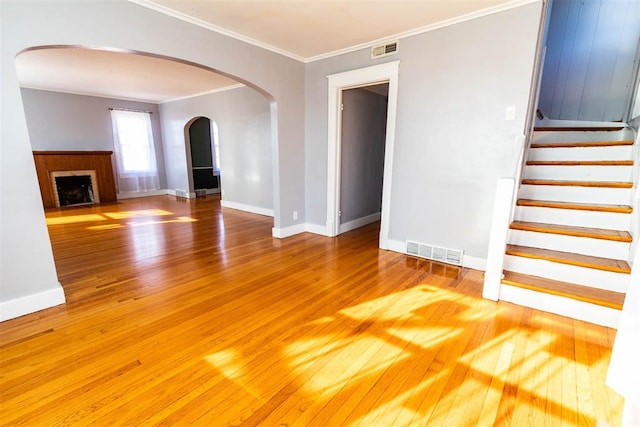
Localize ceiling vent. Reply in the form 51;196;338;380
406;240;463;266
371;41;399;59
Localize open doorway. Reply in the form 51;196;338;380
187;116;221;195
326;61;399;249
338;83;388;234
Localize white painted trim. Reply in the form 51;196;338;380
129;0;307;62
483;179;516;300
220;200;274;217
386;239;406;254
499;284;620;328
131;0;537;64
0;285;66;322
463;255;487;271
160;83;245;104
305;223;331;237
338;212;381;234
326;61;399;252
272;223;306;238
117;189;170;199
307;0;538;63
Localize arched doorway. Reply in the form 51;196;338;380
188;117;220;195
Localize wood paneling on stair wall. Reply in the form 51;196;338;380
0;196;623;425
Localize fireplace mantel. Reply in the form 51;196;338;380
33;151;117;209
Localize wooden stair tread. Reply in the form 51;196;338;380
516;199;632;213
510;221;632;242
521;179;633;188
533;127;625;132
530;140;633;148
505;244;631;273
526;160;633;166
501;271;625;310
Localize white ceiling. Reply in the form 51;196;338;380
138;0;529;61
16;48;242;104
15;0;529;103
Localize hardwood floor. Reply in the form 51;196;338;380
0;196;623;425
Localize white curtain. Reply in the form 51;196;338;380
110;109;160;193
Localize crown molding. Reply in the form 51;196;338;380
128;0;307;63
305;0;539;62
160;83;245;104
130;0;539;64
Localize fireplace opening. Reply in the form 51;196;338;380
55;175;96;207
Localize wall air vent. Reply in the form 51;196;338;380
175;189;188;199
406;240;464;266
371;41;399;59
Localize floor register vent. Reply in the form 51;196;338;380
406;240;463;266
175;189;189;198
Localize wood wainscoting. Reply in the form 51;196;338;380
33;151;117;208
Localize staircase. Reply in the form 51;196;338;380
498;127;636;328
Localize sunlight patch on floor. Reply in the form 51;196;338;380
46;214;106;225
386;326;460;349
290;336;408;399
339;285;457;322
204;349;261;400
86;223;124;230
103;209;173;219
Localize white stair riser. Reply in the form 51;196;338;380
532;130;633;143
514;206;631;230
518;185;632;205
508;229;630;260
503;255;630;292
499;284;620;328
523;165;632;181
528;146;633;161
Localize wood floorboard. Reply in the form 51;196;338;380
0;195;624;426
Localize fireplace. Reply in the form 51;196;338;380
50;170;101;208
33;151;117;209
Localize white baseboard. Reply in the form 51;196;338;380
0;285;66;322
305;223;331;236
117;189;170;199
386;239;406;253
272;223;306;238
338;212;381;234
462;255;487;271
220;200;274;217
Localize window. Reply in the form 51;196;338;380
110;109;160;193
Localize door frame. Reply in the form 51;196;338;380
326;61;399;249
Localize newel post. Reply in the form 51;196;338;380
482;178;515;301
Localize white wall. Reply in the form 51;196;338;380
305;2;543;259
20;88;168;189
0;0;304;317
159;86;273;211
